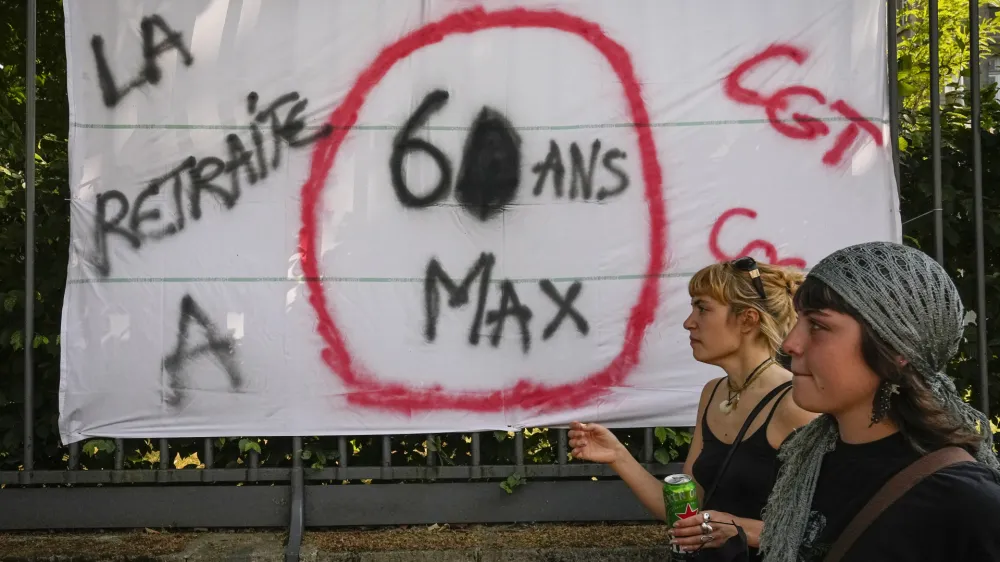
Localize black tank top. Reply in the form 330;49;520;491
691;379;791;560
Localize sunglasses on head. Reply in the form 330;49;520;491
731;256;767;300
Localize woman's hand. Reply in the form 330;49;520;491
568;421;627;465
669;510;740;552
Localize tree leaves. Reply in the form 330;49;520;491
500;472;525;494
2;292;16;312
654;427;667;444
173;452;204;469
899;78;1000;418
1;0;71;470
238;438;261;454
896;0;1000;111
653;427;692;464
82;438;115;457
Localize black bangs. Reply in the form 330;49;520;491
794;275;857;315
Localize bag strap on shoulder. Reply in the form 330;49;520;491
822;446;975;562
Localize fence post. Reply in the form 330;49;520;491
285;436;304;562
888;0;901;189
969;0;991;420
21;0;37;483
930;0;945;265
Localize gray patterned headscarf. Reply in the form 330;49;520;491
759;241;999;562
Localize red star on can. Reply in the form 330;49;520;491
677;503;699;520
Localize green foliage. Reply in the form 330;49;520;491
0;1;995;478
82;438;115;457
1;0;70;470
897;0;1000;110
898;80;1000;414
500;472;525;494
654;427;692;465
239;438;262;455
895;4;1000;422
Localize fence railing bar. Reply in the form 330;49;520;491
112;439;124;483
157;439;169;483
337;437;348;481
285;436;304;562
22;0;37;479
380;436;391;468
557;429;569;477
515;431;524;468
426;434;436;467
202;438;214;482
249;445;260;482
0;467;292;486
159;439;169;469
1;476;688;531
380;435;392;480
471;433;481;466
114;439;124;469
203;438;213;468
557;430;568;465
301;462;683;482
930;0;944;264
68;442;79;471
888;0;901;188
0;460;687;486
470;432;482;479
969;0;990;420
643;428;654;464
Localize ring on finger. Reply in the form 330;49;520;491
701;534;714;543
701;522;713;534
703;512;711;523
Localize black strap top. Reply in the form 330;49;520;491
691;379;791;518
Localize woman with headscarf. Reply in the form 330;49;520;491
760;241;1000;562
569;258;817;560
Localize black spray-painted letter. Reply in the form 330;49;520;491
539;280;589;340
485;280;533;353
424;253;495;345
163;295;242;407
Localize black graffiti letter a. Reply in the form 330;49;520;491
162;295;242;407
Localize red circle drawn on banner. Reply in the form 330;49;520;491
299;7;667;414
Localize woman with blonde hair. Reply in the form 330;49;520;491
570;257;817;560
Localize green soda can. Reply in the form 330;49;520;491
663;474;700;526
664;474;700;560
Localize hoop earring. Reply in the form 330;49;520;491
870;381;901;426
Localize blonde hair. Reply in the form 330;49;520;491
688;261;804;356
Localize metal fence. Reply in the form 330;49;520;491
1;1;993;561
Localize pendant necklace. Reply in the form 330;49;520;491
720;357;774;414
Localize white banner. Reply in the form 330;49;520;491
60;0;900;443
